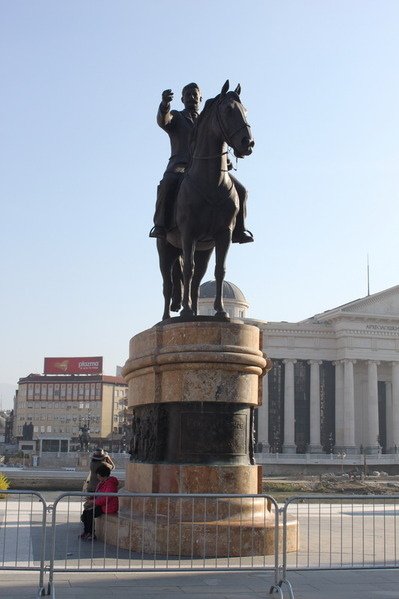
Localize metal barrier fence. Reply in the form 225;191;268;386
0;490;47;597
279;494;399;598
48;492;281;596
4;490;399;599
0;490;281;597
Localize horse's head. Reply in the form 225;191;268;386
217;80;254;158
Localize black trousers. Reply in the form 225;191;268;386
153;172;184;229
80;505;103;534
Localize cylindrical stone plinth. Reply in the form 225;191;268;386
123;320;265;490
98;320;297;556
124;319;265;408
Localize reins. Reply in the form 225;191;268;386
192;150;228;160
191;93;250;171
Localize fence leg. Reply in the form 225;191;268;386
269;581;284;597
280;580;295;599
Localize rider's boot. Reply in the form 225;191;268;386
232;207;254;244
232;228;254;244
149;225;166;239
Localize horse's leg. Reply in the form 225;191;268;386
180;235;196;317
157;239;178;320
191;249;213;315
214;230;231;317
170;255;183;312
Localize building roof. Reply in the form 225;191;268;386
199;280;247;302
301;283;399;324
18;374;126;385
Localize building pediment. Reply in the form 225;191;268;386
311;285;399;323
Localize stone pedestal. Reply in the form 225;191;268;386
99;319;297;556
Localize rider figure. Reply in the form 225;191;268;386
149;83;254;244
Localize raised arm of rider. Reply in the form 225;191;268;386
157;89;174;128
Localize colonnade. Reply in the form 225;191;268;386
257;360;399;454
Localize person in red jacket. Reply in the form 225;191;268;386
80;463;119;540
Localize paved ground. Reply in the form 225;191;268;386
2;568;399;599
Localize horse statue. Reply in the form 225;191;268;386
157;80;254;320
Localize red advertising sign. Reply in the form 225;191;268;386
44;357;103;375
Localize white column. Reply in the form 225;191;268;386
334;361;344;450
257;373;270;452
343;359;356;452
283;359;297;453
308;360;323;452
366;360;380;453
391;362;399;453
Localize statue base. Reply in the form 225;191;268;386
96;320;298;556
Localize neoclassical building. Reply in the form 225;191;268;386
198;281;399;456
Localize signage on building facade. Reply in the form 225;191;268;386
44;356;103;375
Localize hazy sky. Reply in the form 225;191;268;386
1;1;398;408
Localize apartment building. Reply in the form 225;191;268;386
13;356;128;453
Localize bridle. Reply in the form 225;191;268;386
191;93;251;162
215;93;252;151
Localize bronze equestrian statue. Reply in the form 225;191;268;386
151;81;254;319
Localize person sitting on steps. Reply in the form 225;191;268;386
80;463;119;541
149;82;254;244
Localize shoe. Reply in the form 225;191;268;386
85;534;96;541
149;226;166;239
79;533;89;540
232;229;254;244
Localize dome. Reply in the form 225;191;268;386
199;280;247;303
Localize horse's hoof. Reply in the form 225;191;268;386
215;310;228;318
180;308;194;318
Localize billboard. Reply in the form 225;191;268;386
44;357;103;375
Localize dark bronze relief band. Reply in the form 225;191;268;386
129;402;253;465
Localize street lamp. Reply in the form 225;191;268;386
338;450;347;474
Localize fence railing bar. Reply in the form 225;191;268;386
351;499;354;568
189;497;193;569
362;501;366;566
140;496;145;568
166;496;171;569
329;502;332;569
383;498;386;566
1;495;8;567
373;498;376;568
128;495;133;569
395;498;397;566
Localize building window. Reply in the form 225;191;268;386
42;439;59;452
